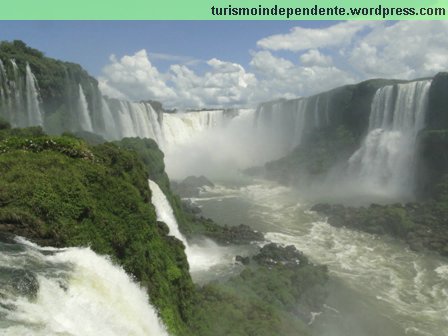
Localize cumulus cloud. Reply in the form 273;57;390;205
257;21;376;51
170;60;257;107
300;49;332;67
250;50;354;100
99;50;176;102
99;50;257;108
347;21;448;79
98;21;448;108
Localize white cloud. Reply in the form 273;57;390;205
99;50;176;102
248;50;355;101
98;21;448;108
257;21;376;51
300;49;332;67
347;21;448;79
99;50;257;108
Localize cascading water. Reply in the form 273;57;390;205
254;93;331;159
161;110;225;146
0;60;7;105
148;179;189;245
0;237;169;336
348;80;431;199
10;59;23;126
25;63;44;126
98;99;163;142
77;84;93;132
100;96;119;139
0;60;45;128
147;179;237;277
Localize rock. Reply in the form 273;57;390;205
235;255;250;265
12;269;39;299
181;200;202;215
171;175;214;197
310;203;332;213
253;243;309;268
219;224;264;245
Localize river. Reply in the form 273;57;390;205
188;178;448;336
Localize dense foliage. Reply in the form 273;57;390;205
0;125;330;335
0;125;195;335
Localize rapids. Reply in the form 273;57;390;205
0;237;169;336
190;180;448;336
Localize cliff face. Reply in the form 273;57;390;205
0;40;106;135
426;72;448;130
259;75;448;201
257;78;408;187
416;73;448;197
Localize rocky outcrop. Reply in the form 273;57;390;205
171;175;214;197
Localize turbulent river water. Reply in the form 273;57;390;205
0;237;169;336
188;179;448;336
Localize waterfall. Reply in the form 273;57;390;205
25;63;44;126
147;179;233;274
254;94;330;158
0;237;169;336
0;60;6;103
148;179;189;246
161;110;225;147
77;84;93;132
100;96;119;139
10;59;25;127
98;99;164;142
0;60;44;127
0;59;11;122
348;80;431;199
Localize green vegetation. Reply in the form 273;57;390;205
0;125;194;335
0;41;332;335
189;244;328;336
312;201;448;256
0;126;328;335
0;40;104;134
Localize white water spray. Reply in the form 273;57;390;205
25;63;44;126
348;80;431;199
148;179;188;245
0;237;169;336
78;84;93;132
147;179;236;275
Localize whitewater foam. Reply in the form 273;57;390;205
0;237;169;336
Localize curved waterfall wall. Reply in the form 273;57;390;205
0;58;437;198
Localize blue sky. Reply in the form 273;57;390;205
0;21;336;75
1;21;447;108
